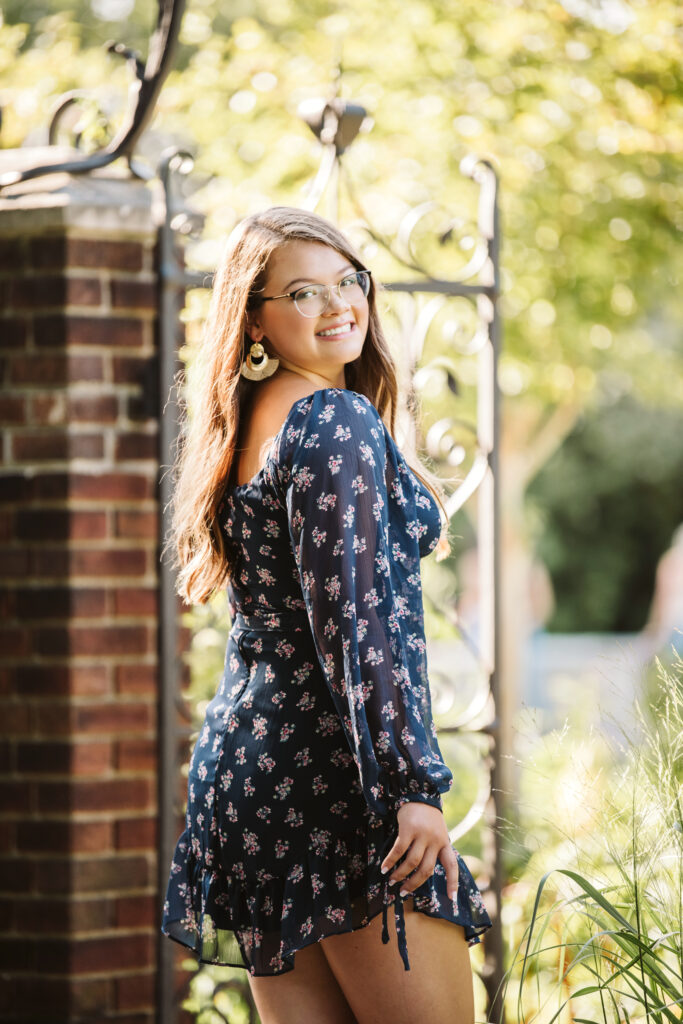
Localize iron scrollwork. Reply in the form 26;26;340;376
294;98;505;1018
157;97;505;1019
0;0;186;191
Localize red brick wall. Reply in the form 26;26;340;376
0;222;164;1022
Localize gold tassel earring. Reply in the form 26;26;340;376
241;341;279;381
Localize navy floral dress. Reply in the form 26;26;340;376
162;387;492;976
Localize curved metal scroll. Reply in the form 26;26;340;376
296;99;505;1019
156;97;505;1023
0;0;186;190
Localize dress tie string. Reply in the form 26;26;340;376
379;830;411;971
381;878;411;971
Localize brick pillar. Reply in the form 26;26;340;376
0;162;166;1023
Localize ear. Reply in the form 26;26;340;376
245;316;265;343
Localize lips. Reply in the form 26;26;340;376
316;321;356;338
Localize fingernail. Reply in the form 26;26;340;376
400;890;409;898
380;866;388;875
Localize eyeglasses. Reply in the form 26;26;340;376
259;270;371;319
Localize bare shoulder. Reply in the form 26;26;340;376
250;374;319;438
236;375;319;483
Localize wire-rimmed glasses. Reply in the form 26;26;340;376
260;270;372;318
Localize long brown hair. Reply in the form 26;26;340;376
171;206;449;605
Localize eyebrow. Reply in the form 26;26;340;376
282;264;355;292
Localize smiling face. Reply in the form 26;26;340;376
247;240;369;386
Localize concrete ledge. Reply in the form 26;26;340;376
0;148;156;235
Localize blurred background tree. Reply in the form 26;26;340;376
3;0;682;633
528;397;683;633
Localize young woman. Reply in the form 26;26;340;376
162;207;492;1024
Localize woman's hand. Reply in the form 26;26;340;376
380;802;460;900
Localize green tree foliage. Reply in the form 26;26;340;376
2;0;682;638
2;0;682;408
528;397;683;632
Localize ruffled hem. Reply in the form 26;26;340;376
162;816;492;976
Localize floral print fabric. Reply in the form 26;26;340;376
162;387;492;976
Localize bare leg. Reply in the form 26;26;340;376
248;938;357;1024
319;899;475;1024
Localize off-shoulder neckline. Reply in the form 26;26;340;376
231;386;364;493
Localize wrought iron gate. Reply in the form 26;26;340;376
158;100;505;1022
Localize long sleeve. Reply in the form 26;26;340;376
274;388;453;819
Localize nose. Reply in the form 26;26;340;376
324;284;350;313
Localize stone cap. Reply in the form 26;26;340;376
0;147;157;236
